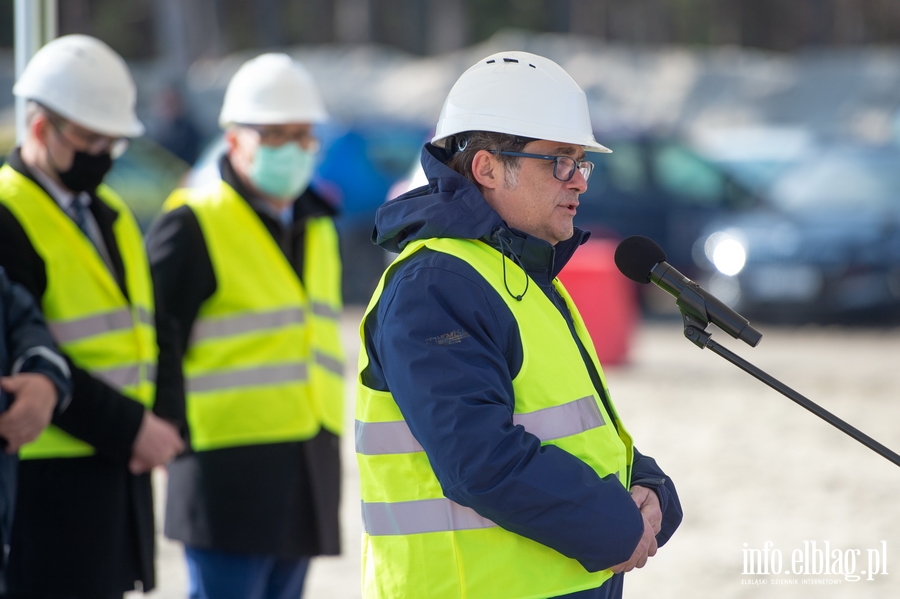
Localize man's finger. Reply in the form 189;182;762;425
129;457;149;475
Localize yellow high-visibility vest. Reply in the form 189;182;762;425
0;164;157;459
164;181;343;452
304;213;345;436
356;237;634;599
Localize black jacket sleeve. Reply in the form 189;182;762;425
145;206;216;354
0;267;71;408
0;205;46;301
145;205;217;449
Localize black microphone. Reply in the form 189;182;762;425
614;235;762;347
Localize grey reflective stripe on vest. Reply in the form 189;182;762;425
356;419;424;455
190;308;305;344
137;306;154;326
311;301;339;321
355;395;605;456
512;395;604;442
362;497;498;536
49;308;134;344
314;351;344;376
186;363;307;393
94;361;155;391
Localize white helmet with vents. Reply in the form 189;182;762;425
432;50;610;153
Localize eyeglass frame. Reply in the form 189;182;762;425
45;114;130;160
237;124;320;152
489;150;594;183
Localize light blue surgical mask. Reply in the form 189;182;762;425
248;142;316;201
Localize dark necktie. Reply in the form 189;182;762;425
70;197;110;272
70;197;93;241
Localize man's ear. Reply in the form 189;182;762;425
30;112;50;145
471;150;500;190
223;127;240;152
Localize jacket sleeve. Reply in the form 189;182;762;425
50;363;145;462
630;447;683;547
150;283;187;432
0;205;47;301
145;205;217;448
365;252;645;573
0;268;71;408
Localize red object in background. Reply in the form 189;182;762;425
558;239;637;365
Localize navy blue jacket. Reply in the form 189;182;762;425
0;266;70;554
361;144;682;599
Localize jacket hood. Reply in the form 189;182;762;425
374;144;503;253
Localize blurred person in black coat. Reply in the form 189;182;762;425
0;267;71;594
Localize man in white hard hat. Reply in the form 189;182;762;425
146;53;343;599
356;51;683;599
0;34;186;598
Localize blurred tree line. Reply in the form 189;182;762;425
3;0;900;61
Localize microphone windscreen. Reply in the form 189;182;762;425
614;236;667;283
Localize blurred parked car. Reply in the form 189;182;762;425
575;135;761;280
693;145;900;323
690;125;817;193
318;121;430;303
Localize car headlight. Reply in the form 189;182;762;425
705;231;747;276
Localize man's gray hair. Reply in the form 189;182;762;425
24;100;46;127
445;131;534;189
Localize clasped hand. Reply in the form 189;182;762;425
0;373;58;453
129;411;185;474
610;484;662;574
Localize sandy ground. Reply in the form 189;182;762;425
135;307;900;598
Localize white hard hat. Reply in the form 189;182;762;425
432;51;610;153
13;34;144;138
219;53;328;128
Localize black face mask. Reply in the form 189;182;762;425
56;150;113;193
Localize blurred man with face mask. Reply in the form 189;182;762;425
146;53;344;599
0;34;185;598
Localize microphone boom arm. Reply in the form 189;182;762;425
681;311;900;469
651;262;761;346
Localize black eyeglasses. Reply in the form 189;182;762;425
238;124;320;151
490;150;594;183
47;116;130;159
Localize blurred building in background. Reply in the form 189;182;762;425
7;0;900;61
3;0;900;314
5;0;900;164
